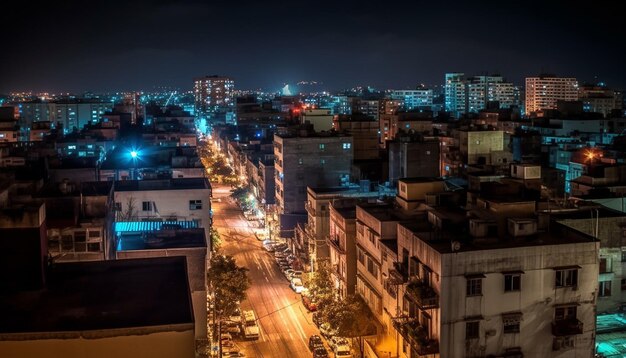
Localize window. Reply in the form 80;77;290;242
342;143;351;149
115;202;122;211
367;257;379;278
142;201;152;211
599;280;612;297
321;159;326;165
189;200;202;210
466;321;479;340
298;158;303;165
555;306;577;321
600;257;611;273
319;143;325;150
358;249;365;265
466;278;482;296
503;321;520;334
555;268;578;288
504;273;521;292
622;279;626;291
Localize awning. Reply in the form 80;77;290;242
501;270;525;275
502;312;523;324
465;273;486;279
552;265;581;270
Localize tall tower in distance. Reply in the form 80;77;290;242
525;75;578;116
193;75;235;120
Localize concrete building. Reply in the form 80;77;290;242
380;112;433;146
334;114;380;160
0;257;196;358
388;135;441;185
458;128;505;165
579;84;623;118
445;73;467;118
115;224;208;342
328;199;359;297
301;108;334;132
467;75;517;112
193;75;235;117
525;76;578;115
113;178;212;243
273;131;353;234
392;89;433;110
391;216;598;358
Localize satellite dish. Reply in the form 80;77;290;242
451;241;461;251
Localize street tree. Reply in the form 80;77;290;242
207;254;250;342
308;260;335;319
326;294;376;355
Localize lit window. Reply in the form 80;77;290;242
189;200;202;210
319;143;325;150
342;143;351;149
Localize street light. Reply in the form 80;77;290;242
130;150;138;158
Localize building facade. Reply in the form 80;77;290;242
525;76;578;115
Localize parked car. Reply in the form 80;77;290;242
229;308;242;324
302;293;317;312
313;346;330;358
241;310;260;340
289;270;303;280
330;336;350;349
283;268;295;279
308;335;323;351
290;277;305;293
334;344;352;357
221;320;241;335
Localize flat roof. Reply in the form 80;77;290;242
117;228;206;251
0;257;193;333
114;177;210;192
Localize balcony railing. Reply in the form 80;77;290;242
552;318;583;336
327;235;345;254
392;316;439;356
405;279;439;309
389;262;409;284
305;201;316;216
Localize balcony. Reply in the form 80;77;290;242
389;262;408;284
327;235;345;254
551;318;583;336
405;279;439;309
392;316;439;356
305;201;316;216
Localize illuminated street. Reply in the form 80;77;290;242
211;183;322;358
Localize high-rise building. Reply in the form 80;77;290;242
193;75;234;117
467;75;516;112
525;75;578;115
392;89;433;110
445;73;467;118
273;131;353;219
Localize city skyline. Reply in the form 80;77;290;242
1;0;624;93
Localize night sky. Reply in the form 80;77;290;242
1;0;624;93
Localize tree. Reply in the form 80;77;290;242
308;260;336;320
207;255;250;347
119;196;137;221
326;295;376;356
209;227;222;252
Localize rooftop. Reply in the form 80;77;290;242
0;257;194;334
114;177;210;192
116;227;206;251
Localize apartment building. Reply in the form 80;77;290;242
273;130;353;236
525;76;579;115
391;215;598;358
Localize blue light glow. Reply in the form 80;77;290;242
130;151;138;158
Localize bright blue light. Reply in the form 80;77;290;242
130;151;138;158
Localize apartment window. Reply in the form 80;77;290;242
600;257;611;273
622;279;626;291
189;200;202;210
319;143;325;150
599;280;612;297
466;277;483;296
342;143;351;149
367;257;379;279
115;202;122;211
321;159;326;165
504;273;521;292
466;321;479;340
298;158;303;165
358;248;365;265
555;268;578;288
555;306;577;321
142;201;152;211
503;313;522;334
